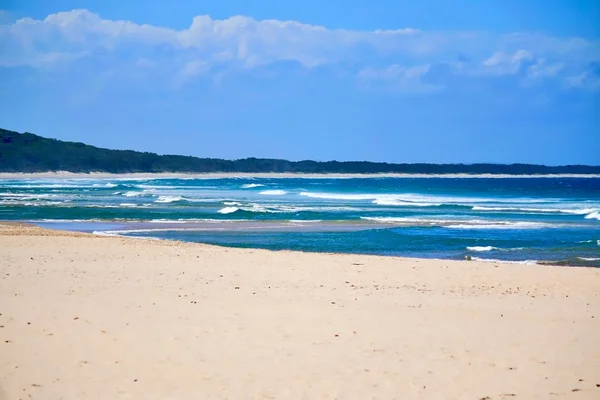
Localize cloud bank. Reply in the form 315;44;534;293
1;9;599;92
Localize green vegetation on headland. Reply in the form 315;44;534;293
1;128;599;174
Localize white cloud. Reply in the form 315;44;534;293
565;71;600;91
527;59;564;79
481;50;534;75
358;64;430;80
0;9;598;91
358;64;440;93
182;60;209;76
171;59;210;88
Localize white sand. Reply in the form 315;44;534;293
1;224;599;399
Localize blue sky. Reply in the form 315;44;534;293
1;1;599;165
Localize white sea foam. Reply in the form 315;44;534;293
0;200;67;206
95;227;224;236
0;193;56;200
123;191;143;197
155;195;183;203
584;211;600;221
247;204;276;213
241;183;265;188
361;216;488;226
373;199;442;207
465;246;524;252
1;184;91;189
223;201;243;206
259;190;287;195
559;208;598;215
217;204;278;214
361;216;556;230
119;203;138;207
300;192;383;201
466;246;496;252
37;218;111;223
577;257;600;261
92;231;122;237
361;217;429;224
250;204;364;213
470;257;538;265
473;206;599;216
218;206;239;214
300;191;550;206
150;219;189;224
92;229;166;240
447;221;552;230
93;183;117;188
267;205;363;213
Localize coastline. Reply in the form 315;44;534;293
2;172;599;267
1;171;600;179
23;220;600;267
2;223;599;399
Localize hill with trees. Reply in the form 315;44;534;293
1;128;598;174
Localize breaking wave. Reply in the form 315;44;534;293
218;207;239;214
469;257;538;265
155;195;184;203
259;190;287;195
446;221;554;230
123;191;143;197
466;246;524;252
361;217;556;230
584;211;600;221
473;206;599;219
466;246;496;252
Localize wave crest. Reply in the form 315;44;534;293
218;207;239;214
466;246;496;252
584;211;600;221
155;195;183;203
259;190;287;195
123;191;143;197
466;246;524;252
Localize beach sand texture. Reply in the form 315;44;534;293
1;224;599;399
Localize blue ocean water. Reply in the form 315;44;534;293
1;176;599;266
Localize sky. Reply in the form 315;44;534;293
0;0;599;165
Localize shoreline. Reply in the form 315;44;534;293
2;223;599;399
1;171;600;179
16;220;598;268
0;221;524;266
8;221;599;268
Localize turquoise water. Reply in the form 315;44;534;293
1;176;599;266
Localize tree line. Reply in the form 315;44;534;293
1;128;599;174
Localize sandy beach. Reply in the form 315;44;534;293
1;223;599;399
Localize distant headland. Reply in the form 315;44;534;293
1;128;599;175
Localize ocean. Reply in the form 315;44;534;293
1;176;599;266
